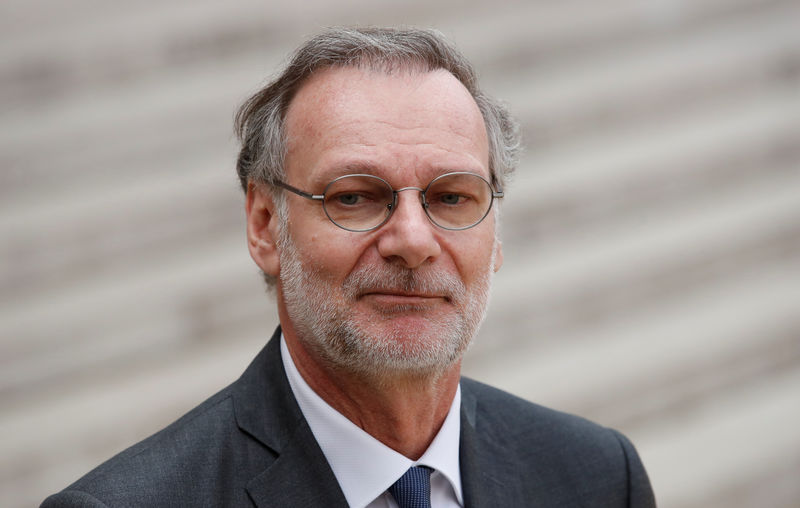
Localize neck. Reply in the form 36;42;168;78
282;323;461;460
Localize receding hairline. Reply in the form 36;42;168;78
283;27;479;87
280;56;479;129
282;65;491;178
285;63;486;127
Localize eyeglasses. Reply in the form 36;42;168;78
274;172;503;232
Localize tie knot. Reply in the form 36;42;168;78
389;466;433;508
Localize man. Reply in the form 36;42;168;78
43;28;655;507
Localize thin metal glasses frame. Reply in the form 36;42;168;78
274;171;504;232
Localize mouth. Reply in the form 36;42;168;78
360;290;449;305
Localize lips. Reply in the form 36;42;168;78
341;264;466;304
359;289;450;302
361;289;444;299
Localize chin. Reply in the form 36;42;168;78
315;315;472;378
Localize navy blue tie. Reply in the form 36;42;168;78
389;466;432;508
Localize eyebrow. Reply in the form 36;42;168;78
314;160;485;185
307;161;378;185
329;160;383;176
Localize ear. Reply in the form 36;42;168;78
245;182;280;278
493;239;503;273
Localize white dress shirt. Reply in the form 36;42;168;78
280;336;463;508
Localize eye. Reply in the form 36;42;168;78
430;191;469;206
336;193;361;205
438;193;464;205
328;190;384;208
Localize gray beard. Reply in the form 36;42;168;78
277;229;494;379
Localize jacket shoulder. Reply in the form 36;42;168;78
460;377;655;507
42;332;294;507
42;384;268;507
462;377;612;437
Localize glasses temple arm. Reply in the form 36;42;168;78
274;181;324;201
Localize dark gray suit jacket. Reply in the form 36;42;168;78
42;328;656;507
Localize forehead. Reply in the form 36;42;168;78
283;66;489;182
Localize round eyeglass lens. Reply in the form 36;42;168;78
424;173;493;229
322;175;394;231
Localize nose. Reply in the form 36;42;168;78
375;188;442;268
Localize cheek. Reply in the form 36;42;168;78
448;233;497;282
285;205;354;275
297;231;370;281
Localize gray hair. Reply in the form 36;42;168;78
234;27;521;287
235;26;520;192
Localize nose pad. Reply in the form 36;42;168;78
417;191;430;211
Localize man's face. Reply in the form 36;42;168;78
257;66;502;377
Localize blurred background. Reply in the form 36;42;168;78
1;0;798;506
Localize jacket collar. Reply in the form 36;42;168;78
231;328;515;507
232;327;348;507
459;381;510;507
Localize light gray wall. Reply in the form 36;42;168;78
2;1;799;506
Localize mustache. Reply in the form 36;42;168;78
341;263;466;301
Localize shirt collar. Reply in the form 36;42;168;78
280;335;463;508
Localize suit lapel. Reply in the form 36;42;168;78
232;328;348;507
246;419;348;507
462;379;597;507
236;332;543;507
459;381;521;508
